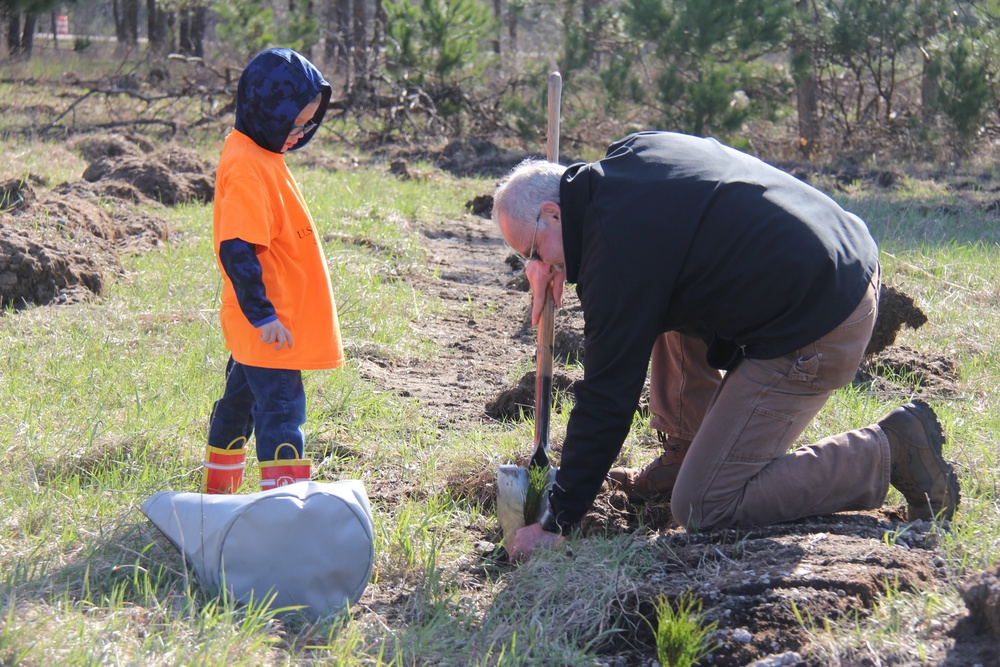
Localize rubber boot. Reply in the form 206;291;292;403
607;433;692;500
259;443;312;490
203;437;247;494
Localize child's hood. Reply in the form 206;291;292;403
234;48;332;154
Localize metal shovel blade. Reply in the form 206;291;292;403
497;464;557;554
496;464;529;552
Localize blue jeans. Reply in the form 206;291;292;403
207;356;306;462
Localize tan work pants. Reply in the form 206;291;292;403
649;272;887;530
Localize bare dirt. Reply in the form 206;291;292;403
4;134;997;665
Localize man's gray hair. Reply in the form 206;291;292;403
492;158;566;230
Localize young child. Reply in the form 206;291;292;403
203;48;344;493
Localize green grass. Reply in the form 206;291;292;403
2;131;1000;665
645;592;719;667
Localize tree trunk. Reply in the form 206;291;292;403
325;0;352;75
20;11;35;59
352;0;368;88
340;0;352;77
796;65;820;158
165;11;176;51
373;0;384;76
920;10;937;126
147;0;170;51
507;3;519;65
147;0;157;46
112;0;128;46
492;0;502;55
123;0;139;46
189;5;206;57
305;0;316;61
6;11;20;58
323;0;335;64
792;0;820;158
178;8;192;55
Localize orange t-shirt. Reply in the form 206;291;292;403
213;130;344;370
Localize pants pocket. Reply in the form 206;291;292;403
728;405;796;463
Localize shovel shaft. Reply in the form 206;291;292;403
546;72;562;165
531;287;554;469
530;72;561;472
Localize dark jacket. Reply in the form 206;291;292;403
549;131;880;529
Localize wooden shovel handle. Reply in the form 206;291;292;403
530;71;562;470
546;72;562;166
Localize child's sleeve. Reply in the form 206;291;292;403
217;176;274;249
219;238;277;327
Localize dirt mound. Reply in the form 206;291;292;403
484;370;578;421
0;221;104;307
436;138;528;178
0;134;201;309
858;345;961;397
379;139;528;180
82;144;215;205
1;177;37;212
69;130;156;162
45;181;170;250
627;512;944;666
464;193;493;218
849;280;962;397
38;183;135;242
0;178;109;308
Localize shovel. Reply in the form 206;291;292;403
496;286;555;550
497;71;561;554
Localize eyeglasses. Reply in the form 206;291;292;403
290;120;318;136
514;209;566;273
517;210;543;263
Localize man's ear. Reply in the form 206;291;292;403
541;201;561;220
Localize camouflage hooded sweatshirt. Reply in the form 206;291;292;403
213;48;343;370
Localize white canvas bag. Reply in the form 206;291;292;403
142;480;374;619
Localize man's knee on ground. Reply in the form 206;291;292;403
670;486;738;532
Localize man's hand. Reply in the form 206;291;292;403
258;319;293;350
525;260;566;327
508;522;564;562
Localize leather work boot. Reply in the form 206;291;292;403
878;399;960;521
607;434;692;500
